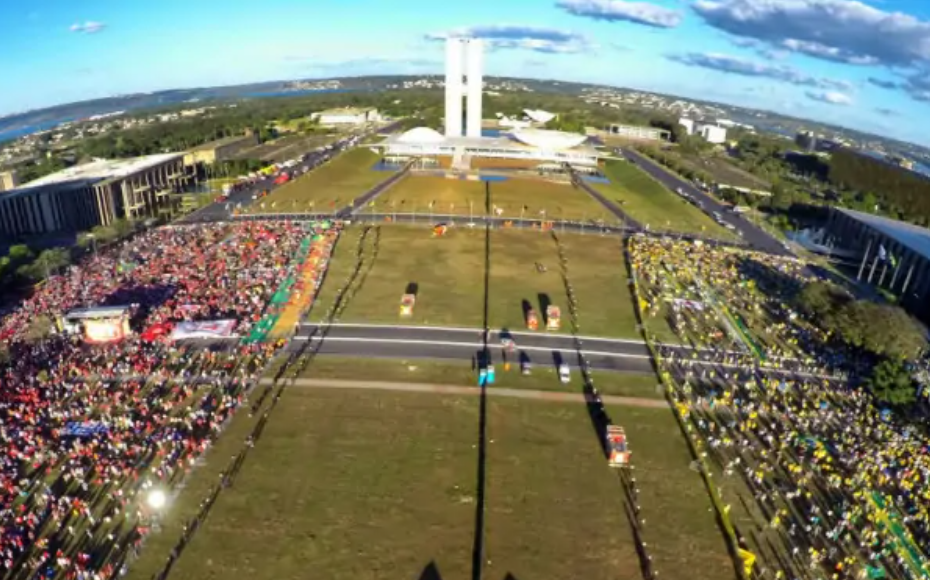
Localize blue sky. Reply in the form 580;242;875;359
3;0;930;146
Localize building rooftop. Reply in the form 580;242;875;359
383;128;601;155
19;153;183;189
838;208;930;260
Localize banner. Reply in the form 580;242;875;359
670;298;705;310
63;421;109;438
170;320;238;340
85;319;128;343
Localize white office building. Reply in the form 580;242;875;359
679;118;695;136
445;37;484;138
697;124;727;144
310;107;380;126
377;35;610;169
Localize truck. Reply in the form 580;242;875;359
606;425;631;467
399;294;416;317
546;305;561;331
526;308;539;331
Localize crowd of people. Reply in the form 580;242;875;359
630;236;930;580
0;221;312;580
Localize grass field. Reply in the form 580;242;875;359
310;225;657;338
127;387;732;580
373;175;617;222
247;148;388;213
595;161;734;239
273;356;663;399
678;153;770;191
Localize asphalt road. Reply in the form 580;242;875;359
569;168;642;229
180;122;401;223
621;148;792;257
288;332;657;374
286;323;832;380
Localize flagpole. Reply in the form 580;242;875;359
889;256;904;289
868;252;879;284
857;239;872;280
901;263;916;295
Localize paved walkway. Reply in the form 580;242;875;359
259;376;669;408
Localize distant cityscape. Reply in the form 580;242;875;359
2;74;930;178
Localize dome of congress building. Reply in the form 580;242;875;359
396;127;446;144
510;128;587;150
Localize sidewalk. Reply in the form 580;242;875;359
258;376;669;408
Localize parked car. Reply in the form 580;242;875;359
558;364;571;384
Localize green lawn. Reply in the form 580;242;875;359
312;224;486;327
677;153;770;191
309;225;660;338
595;160;734;239
603;404;733;580
127;388;732;580
276;356;664;399
247;147;389;213
372;175;615;222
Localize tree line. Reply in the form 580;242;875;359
794;279;926;406
829;149;930;227
0;219;136;294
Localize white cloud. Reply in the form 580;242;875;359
692;0;930;103
692;0;930;67
426;25;593;54
70;21;106;34
805;90;853;105
668;52;853;91
556;0;683;29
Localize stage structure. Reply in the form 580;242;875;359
58;306;132;343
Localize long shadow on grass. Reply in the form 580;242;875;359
551;231;655;580
470;182;492;580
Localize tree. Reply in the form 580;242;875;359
91;224;120;244
23;315;53;344
794;280;925;361
111;219;136;239
796;280;848;319
7;244;33;263
866;359;917;407
17;247;70;282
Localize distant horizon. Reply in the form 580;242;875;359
1;73;926;155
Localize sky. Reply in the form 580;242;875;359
3;0;930;146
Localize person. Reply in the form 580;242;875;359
0;220;341;579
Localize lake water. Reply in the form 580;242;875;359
0;117;76;143
372;161;406;172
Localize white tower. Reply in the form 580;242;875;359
444;38;464;138
465;38;483;138
444;37;483;138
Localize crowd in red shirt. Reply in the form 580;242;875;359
0;222;304;579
